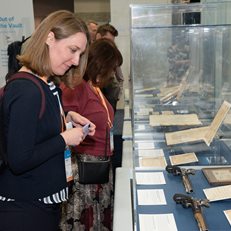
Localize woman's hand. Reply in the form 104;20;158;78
60;127;84;146
65;111;96;136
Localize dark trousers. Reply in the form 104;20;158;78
0;201;61;231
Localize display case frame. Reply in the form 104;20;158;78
129;2;231;231
130;1;231;169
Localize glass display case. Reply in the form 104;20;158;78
129;3;231;231
130;2;231;169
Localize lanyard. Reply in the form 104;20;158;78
53;91;66;132
91;85;113;128
40;77;66;132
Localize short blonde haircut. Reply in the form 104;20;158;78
18;10;90;87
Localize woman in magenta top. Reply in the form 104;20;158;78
60;38;123;231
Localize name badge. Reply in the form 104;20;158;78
64;148;73;182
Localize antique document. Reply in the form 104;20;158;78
152;111;160;115
169;152;198;165
165;126;209;145
161;111;174;115
204;101;231;145
203;185;231;202
165;101;231;146
202;167;231;186
140;156;167;168
224;113;231;124
150;114;202;126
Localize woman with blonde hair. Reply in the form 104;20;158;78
0;10;95;231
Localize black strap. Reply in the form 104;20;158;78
5;72;45;119
0;72;46;168
104;126;109;159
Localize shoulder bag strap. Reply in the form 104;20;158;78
6;72;46;119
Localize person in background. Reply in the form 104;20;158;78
0;10;95;231
95;23;124;113
60;38;123;231
86;19;98;43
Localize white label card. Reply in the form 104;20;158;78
139;214;178;231
137;189;166;205
137;142;155;150
136;172;166;185
138;149;164;157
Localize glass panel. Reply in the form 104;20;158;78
130;4;231;230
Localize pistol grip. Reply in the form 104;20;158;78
194;212;208;231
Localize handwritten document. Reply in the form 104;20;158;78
165;126;209;146
161;111;174;115
165;101;231;146
204;100;231;145
169;152;198;165
203;185;231;202
139;156;167;168
150;114;202;126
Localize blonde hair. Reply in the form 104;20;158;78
18;10;90;87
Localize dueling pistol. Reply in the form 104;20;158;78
173;193;210;231
166;164;195;193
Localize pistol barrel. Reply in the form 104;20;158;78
182;174;193;193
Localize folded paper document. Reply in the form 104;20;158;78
150;113;202;126
165;101;231;146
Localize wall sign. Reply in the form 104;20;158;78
0;0;34;87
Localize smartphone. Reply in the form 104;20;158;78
82;123;90;137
